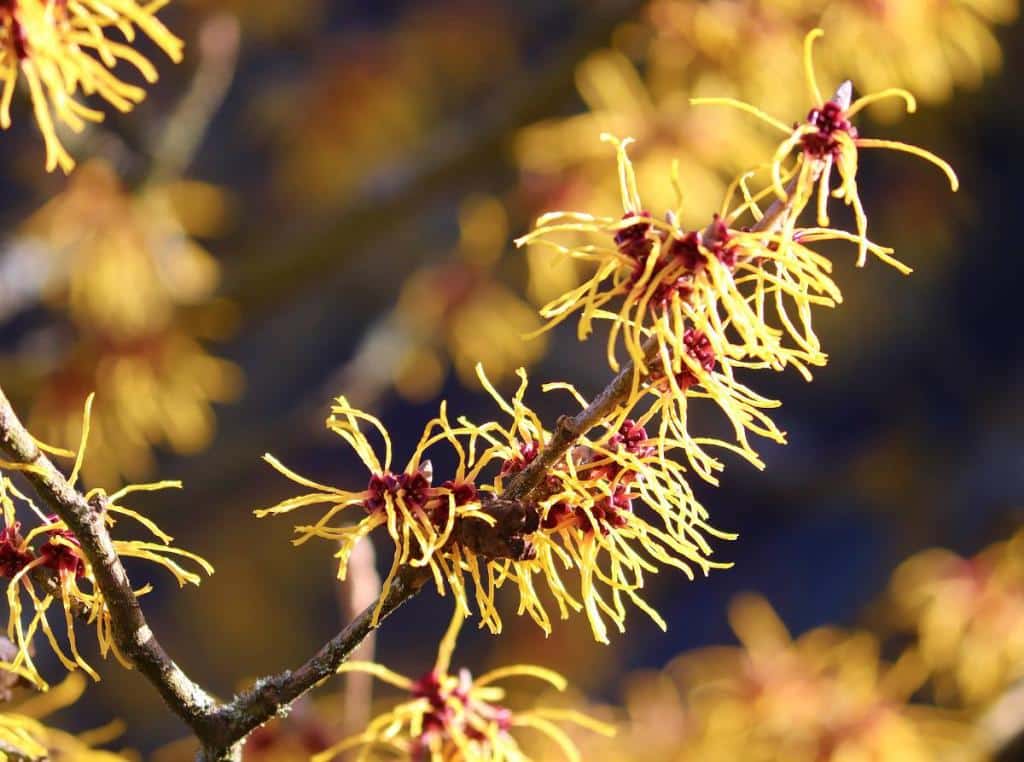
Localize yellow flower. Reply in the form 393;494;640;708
463;368;734;643
20;160;241;485
518;137;855;473
23;160;225;341
691;28;958;267
0;0;183;173
255;397;499;625
1;396;212;688
0;672;127;760
315;605;613;762
889;531;1024;705
663;594;966;762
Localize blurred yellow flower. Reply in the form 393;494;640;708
595;594;967;762
359;195;547;403
647;0;1016;116
0;0;182;172
29;331;242;487
890;530;1024;706
0;672;127;760
24;160;225;340
19;159;241;486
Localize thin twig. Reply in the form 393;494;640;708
208;566;430;750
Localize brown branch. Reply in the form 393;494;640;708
197;85;843;749
204;566;430;755
0;147;813;760
0;387;222;739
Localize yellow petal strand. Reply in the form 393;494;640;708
854;138;960;191
688;97;791;134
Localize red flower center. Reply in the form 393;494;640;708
801;101;858;160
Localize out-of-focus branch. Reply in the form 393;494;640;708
149;13;242;183
337;539;381;740
223;0;647;316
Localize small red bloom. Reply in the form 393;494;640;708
364;471;400;514
614;211;654;261
39;526;85;579
801;101;858;160
0;523;34;578
500;440;540;477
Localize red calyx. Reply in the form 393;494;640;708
500;440;540;477
40;527;85;579
802;101;858;159
0;524;34;578
614;211;654;261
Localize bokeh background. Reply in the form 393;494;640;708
1;0;1023;757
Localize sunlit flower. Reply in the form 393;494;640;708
255;397;500;625
462;368;734;643
516;136;868;473
0;0;183;173
0;671;127;759
691;29;959;267
1;397;212;688
889;531;1024;706
314;605;613;762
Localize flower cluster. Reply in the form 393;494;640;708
519;30;958;487
0;0;183;172
460;368;734;642
692;29;958;267
0;396;212;688
255;396;499;624
517;0;1000;310
314;606;612;762
258;366;735;643
259;31;958;647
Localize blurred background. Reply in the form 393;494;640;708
1;0;1023;758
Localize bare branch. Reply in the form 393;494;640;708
208;566;430;749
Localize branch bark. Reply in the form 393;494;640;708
0;386;222;739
